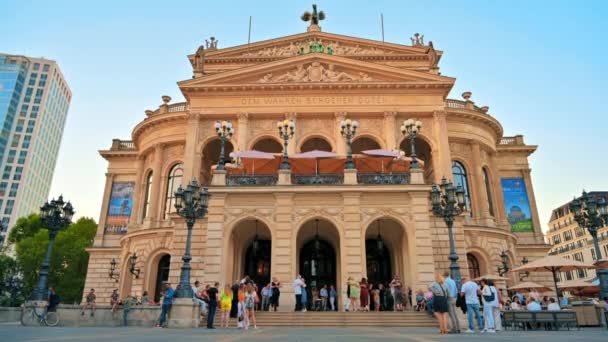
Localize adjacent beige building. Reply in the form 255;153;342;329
546;192;608;283
83;23;549;308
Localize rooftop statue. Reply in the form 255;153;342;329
301;4;325;26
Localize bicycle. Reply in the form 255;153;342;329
20;305;60;327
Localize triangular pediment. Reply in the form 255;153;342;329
180;53;454;89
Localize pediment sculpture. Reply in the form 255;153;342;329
257;62;373;83
241;40;394;58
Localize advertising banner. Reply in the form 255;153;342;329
104;182;134;234
501;178;534;232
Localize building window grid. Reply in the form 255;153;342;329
452;161;472;214
164;164;183;218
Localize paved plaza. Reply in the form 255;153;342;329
1;323;607;342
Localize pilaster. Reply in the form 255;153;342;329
334;112;347;155
148;144;164;222
237;112;249;151
409;191;437;290
95;172;115;247
432;111;452;182
129;156;145;225
383;111;397;150
285;112;297;155
182;112;201;182
470;142;489;220
203;193;227;283
522;169;544;243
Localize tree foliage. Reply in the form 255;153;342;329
15;217;97;304
7;213;44;245
0;254;24;306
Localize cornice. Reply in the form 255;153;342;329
444;107;504;142
131;111;188;143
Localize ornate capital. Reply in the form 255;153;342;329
237;112;249;122
186;111;201;120
284;112;297;120
383;111;397;119
334;111;347;120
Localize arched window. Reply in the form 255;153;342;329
483;167;495;217
351;137;381;154
252;138;283;153
452;161;471;212
142;171;153;220
467;253;481;279
300;137;332;152
164;163;183;218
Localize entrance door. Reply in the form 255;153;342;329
244;239;271;287
154;255;171;302
365;239;391;286
299;239;336;291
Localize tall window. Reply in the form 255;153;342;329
482;168;494;217
467;253;481;279
452;161;472;212
164;163;183;218
142;171;153;220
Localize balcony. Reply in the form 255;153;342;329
226;174;277;186
357;173;409;185
110;139;135;151
291;174;344;185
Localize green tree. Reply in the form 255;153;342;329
0;254;25;306
7;213;43;245
15;217;97;303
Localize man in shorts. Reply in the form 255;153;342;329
110;289;120;318
81;288;96;317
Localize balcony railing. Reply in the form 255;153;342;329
110;139;135;151
226;175;278;186
291;174;344;185
357;173;409;185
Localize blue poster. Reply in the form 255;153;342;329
105;182;134;234
501;178;533;232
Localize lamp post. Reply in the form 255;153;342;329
340;118;358;169
569;191;608;299
173;178;210;298
431;177;466;290
31;196;74;301
109;258;119;282
277;119;295;170
214;120;234;171
497;250;510;276
400;119;422;169
129;253;141;278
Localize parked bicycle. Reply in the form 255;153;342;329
20;305;59;327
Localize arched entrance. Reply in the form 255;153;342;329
351;136;381;154
364;217;409;287
399;136;433;183
201;138;235;185
251;137;283;154
154;254;171;302
227;218;272;287
300;137;332;152
296;218;340;308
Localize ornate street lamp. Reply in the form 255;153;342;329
31;196;74;301
431;177;466;290
400;119;422;169
173;178;210;298
497;250;510;276
340;118;359;169
277;119;295;170
570;191;608;299
109;258;119;282
518;257;530;281
214;120;234;171
129;253;141;278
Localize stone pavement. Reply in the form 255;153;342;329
0;322;607;342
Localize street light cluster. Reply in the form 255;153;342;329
401;119;422;169
569;191;608;299
214;120;234;171
340;118;358;169
277;119;295;170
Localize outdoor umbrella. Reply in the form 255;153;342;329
234;150;275;175
474;274;510;282
361;149;399;173
511;255;595;302
594;258;608;269
508;281;552;293
557;279;600;296
293;150;337;175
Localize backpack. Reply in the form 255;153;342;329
483;287;495;303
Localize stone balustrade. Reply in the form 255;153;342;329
110;139;135;151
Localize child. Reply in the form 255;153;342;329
219;285;233;328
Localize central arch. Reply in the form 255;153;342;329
296;217;341;310
226;218;272;287
399;136;433;183
364;217;409;288
201;138;235;186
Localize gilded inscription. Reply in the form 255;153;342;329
240;96;391;106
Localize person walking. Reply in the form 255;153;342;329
429;272;450;335
156;282;174;328
443;271;460;333
261;283;270;311
230;281;239;318
360;278;370;312
270;277;281;312
460;277;483;333
390;276;404;311
206;282;219;329
480;278;497;333
219;285;233;328
293;275;305;312
329;285;337;311
122;293;136;327
320;285;329;311
244;284;258;329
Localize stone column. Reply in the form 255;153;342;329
342;192;362;311
470;142;489;220
489;153;508;227
285;112;297;155
383;111;397;150
182;112;200;182
129;156;145;225
94;172;115;247
334;112;347;155
237;112;249;151
203;193;227;284
432;111;452;183
274;193;295;311
409;191;437;291
522;169;544;243
148;144;164;223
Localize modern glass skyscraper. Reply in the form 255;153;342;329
0;54;71;245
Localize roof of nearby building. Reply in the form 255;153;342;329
549;191;608;222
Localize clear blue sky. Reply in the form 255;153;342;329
2;1;607;232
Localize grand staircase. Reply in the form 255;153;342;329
253;311;436;327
